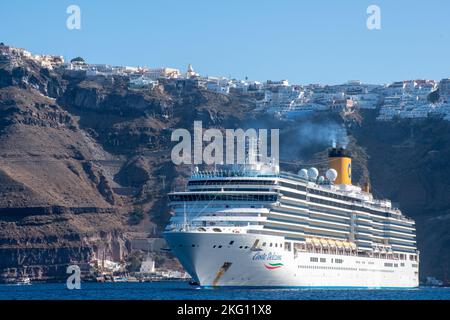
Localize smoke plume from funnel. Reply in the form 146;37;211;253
330;125;349;149
278;119;350;162
294;122;348;148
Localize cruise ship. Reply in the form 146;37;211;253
164;147;419;288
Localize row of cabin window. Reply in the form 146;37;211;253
279;182;413;225
188;180;275;186
309;257;344;263
299;265;358;271
170;194;277;201
211;241;284;249
280;181;358;203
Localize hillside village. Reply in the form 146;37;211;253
2;43;450;122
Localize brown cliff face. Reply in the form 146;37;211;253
0;86;117;208
0;48;449;282
0;54;129;282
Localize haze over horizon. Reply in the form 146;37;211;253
1;0;449;85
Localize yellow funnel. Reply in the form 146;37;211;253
328;148;352;185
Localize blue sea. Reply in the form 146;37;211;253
0;281;449;300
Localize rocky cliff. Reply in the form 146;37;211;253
0;45;449;282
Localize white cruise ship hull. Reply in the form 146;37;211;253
164;231;419;288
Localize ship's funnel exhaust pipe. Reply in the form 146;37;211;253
328;147;352;185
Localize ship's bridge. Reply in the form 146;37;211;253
166;168;280;233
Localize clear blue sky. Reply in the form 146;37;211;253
1;0;449;84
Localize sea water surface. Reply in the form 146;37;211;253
0;281;449;300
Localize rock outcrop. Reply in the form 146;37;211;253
0;45;449;282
